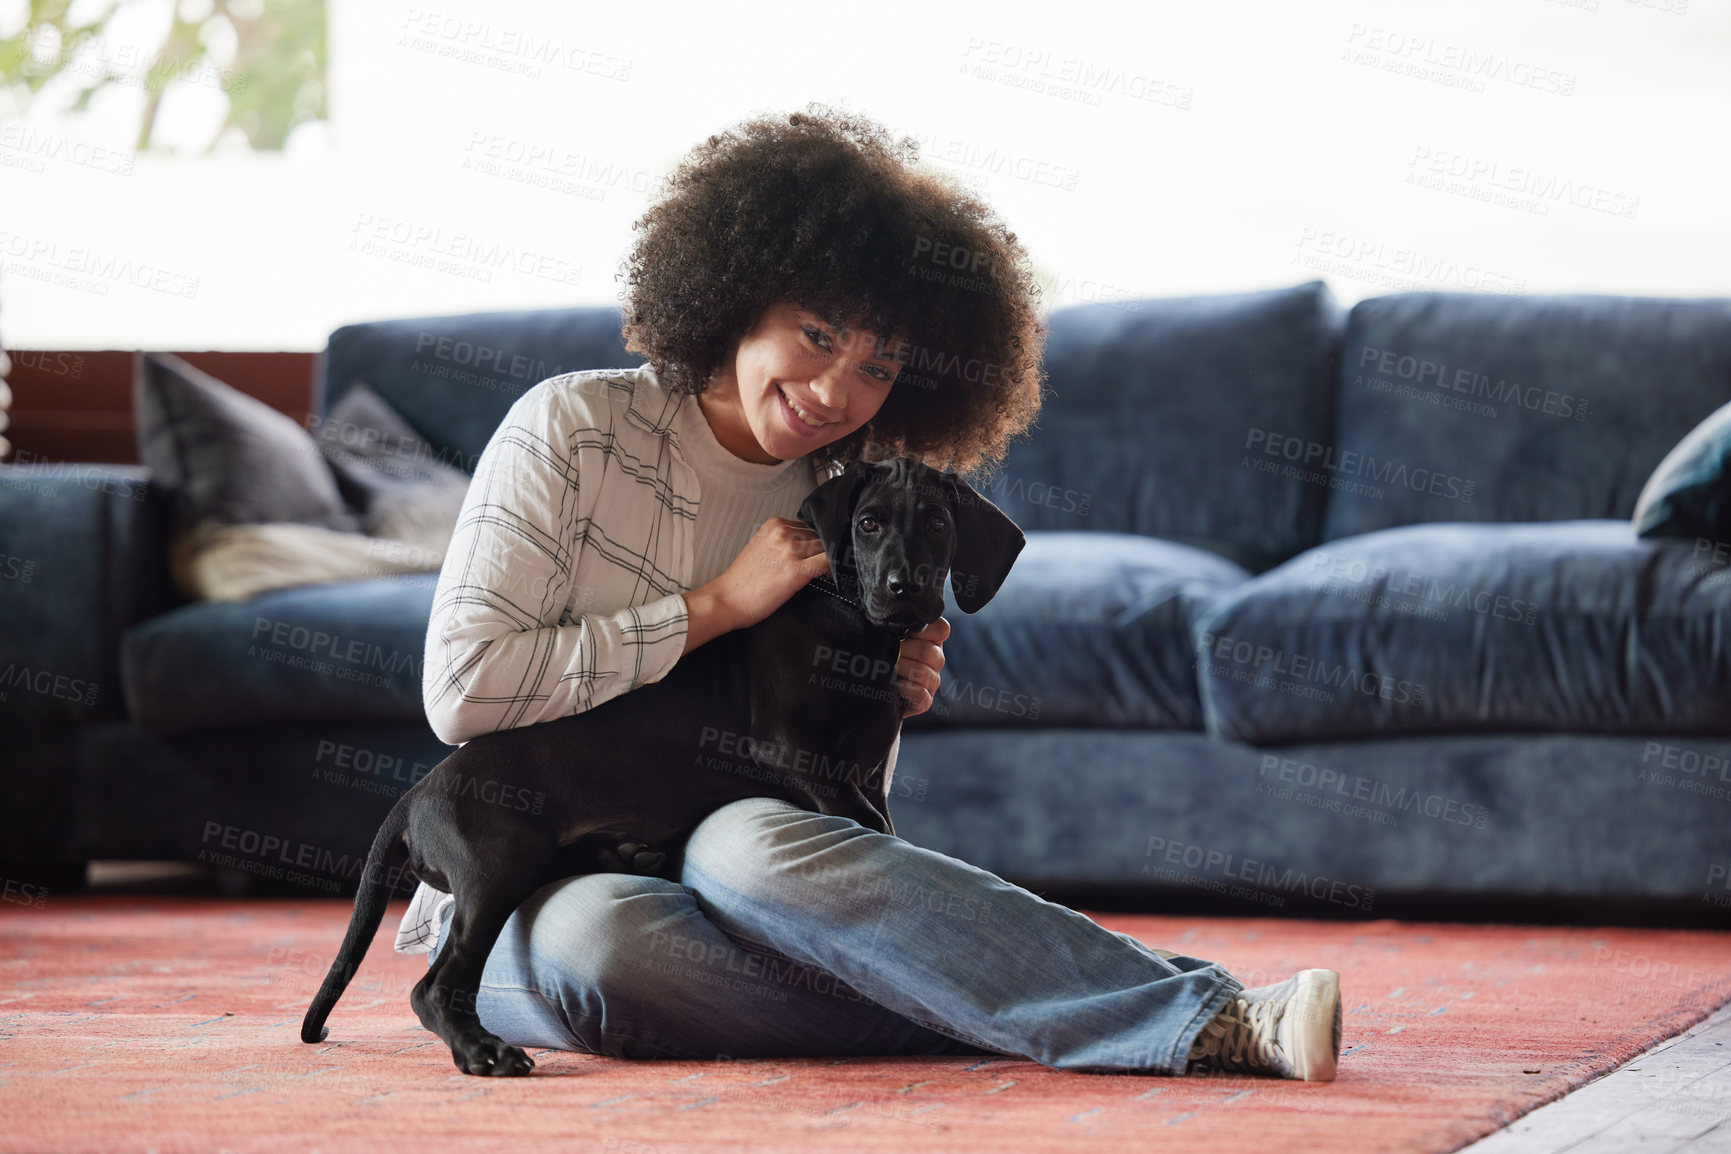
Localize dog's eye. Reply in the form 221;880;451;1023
928;515;948;533
859;516;881;533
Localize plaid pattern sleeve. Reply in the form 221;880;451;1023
419;376;691;748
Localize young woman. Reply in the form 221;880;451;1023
397;105;1342;1080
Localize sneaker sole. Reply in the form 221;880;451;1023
1287;969;1342;1081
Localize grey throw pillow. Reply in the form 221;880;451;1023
133;352;357;536
312;381;471;546
1633;398;1731;544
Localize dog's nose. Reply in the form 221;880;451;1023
886;569;908;595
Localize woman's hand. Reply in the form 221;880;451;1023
895;615;950;718
688;517;951;717
709;516;833;631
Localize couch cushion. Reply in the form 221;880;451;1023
904;531;1249;731
973;282;1344;573
1194;520;1731;744
1323;292;1731;541
121;532;1245;736
120;575;436;735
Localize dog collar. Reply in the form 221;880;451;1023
809;572;913;640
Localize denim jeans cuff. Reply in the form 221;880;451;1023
1161;965;1245;1074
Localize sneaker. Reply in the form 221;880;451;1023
1185;968;1342;1081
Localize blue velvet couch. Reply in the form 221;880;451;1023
5;280;1730;921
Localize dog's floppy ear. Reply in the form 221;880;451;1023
941;469;1025;613
798;460;877;583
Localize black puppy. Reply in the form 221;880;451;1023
300;457;1025;1076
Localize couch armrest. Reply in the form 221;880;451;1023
0;463;181;725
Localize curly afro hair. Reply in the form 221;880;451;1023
619;103;1047;480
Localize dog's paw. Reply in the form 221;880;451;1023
618;840;666;873
453;1034;535;1077
598;839;665;875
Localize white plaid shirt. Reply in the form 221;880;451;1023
394;364;849;953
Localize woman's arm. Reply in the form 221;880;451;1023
677;584;737;656
422;380;692;746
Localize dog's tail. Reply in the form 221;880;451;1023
300;800;413;1044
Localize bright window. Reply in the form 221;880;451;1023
3;0;1727;351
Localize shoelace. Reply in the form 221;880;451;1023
1191;993;1285;1071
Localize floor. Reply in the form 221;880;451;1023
41;863;1731;1153
1463;1000;1731;1153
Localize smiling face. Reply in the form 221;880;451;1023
700;301;908;465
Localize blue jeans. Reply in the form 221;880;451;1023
426;796;1241;1072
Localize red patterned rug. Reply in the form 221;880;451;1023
2;897;1729;1153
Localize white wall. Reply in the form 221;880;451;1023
2;0;1726;350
